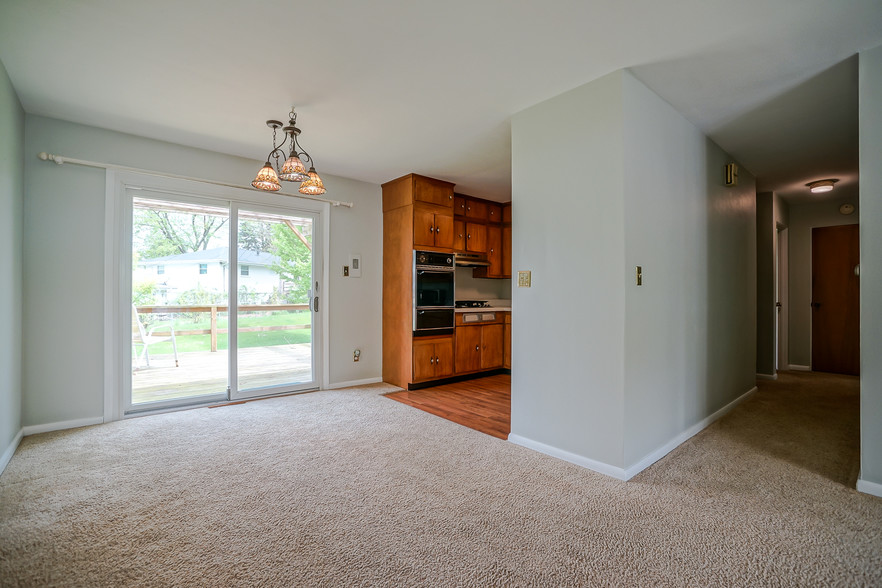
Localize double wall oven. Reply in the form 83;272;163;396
413;250;455;335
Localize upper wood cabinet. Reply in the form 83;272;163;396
465;199;488;220
383;173;455;253
465;222;487;253
414;177;456;207
414;204;453;249
488;204;502;224
383;174;454;212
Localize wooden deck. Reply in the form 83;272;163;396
132;344;312;404
384;374;511;439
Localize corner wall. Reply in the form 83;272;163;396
510;70;756;477
510;72;627;469
621;72;756;467
0;59;24;471
22;116;382;428
858;43;882;493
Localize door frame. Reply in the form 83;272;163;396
103;171;330;421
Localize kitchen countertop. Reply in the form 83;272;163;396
455;306;511;313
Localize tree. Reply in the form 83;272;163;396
238;220;274;253
133;207;228;259
269;223;312;303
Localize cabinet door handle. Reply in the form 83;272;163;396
475;345;480;351
435;226;440;234
490;248;494;253
430;226;435;233
467;233;471;239
435;356;440;364
430;356;435;364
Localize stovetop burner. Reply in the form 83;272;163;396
455;300;490;308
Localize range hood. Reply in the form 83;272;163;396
455;252;490;267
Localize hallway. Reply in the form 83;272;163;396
746;370;861;487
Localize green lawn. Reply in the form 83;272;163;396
141;311;311;355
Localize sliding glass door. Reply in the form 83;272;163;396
125;190;321;413
232;206;318;399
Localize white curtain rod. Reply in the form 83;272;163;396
36;152;355;208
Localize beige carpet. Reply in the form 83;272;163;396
1;372;880;587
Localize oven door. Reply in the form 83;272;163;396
413;308;454;335
415;270;454;308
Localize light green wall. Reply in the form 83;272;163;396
859;44;882;489
510;69;757;475
0;58;24;467
22;115;382;427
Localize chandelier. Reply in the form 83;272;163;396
252;107;326;195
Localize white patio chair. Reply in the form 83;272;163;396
132;305;179;369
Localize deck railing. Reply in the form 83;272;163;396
136;304;310;352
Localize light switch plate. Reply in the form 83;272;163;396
518;270;531;287
350;254;361;278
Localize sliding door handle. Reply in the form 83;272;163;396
313;296;319;312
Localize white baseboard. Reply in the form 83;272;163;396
508;434;629;480
756;373;778;380
622;386;758;480
0;428;24;476
22;416;104;436
857;478;882;498
325;377;384;390
787;364;811;371
509;385;759;482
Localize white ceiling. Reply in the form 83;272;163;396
1;0;881;202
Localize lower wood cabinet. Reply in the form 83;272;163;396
455;323;503;374
412;336;454;382
504;313;511;369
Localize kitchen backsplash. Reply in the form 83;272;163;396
455;267;512;300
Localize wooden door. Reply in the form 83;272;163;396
456;326;482;373
434;337;454;378
481;324;504;369
487;204;502;224
413;338;437;381
433;213;454;249
413;177;454;207
504;315;511;369
486;225;502;277
465;199;488;220
453;220;466;252
413;207;436;247
466;222;487;253
812;224;860;375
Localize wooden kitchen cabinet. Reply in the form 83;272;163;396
504;313;511;369
455;320;503;374
453;219;466;252
413;336;454;382
455;326;482;374
465;222;487;253
382;173;456;390
465;198;488;220
454;195;467;216
414;176;456;207
475;225;502;278
481;323;504;369
414;204;453;249
488;203;502;224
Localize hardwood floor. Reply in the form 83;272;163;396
384;374;511;439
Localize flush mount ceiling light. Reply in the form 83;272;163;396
252;107;326;195
806;179;838;194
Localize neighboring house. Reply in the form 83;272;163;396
135;247;283;304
